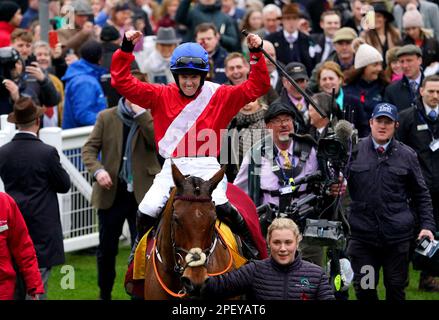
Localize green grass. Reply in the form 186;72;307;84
47;244;439;300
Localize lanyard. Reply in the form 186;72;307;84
417;108;437;140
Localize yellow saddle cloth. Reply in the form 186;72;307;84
133;220;247;280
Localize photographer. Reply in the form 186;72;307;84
0;47;60;117
234;101;325;265
346;102;436;300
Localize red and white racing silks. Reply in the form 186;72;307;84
111;49;270;159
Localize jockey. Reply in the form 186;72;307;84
111;30;270;260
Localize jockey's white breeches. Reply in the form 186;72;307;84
138;157;228;218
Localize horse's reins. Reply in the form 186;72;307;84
152;224;234;298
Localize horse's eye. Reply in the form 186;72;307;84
172;214;180;224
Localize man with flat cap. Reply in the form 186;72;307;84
384;44;424;112
346;102;436;300
0;97;71;299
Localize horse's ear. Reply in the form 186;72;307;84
171;161;185;189
208;165;226;193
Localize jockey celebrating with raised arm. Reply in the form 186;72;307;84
111;30;270;259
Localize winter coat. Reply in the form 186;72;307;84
0;134;71;268
344;78;386;138
0;70;61;116
398;98;439;193
384;74;424;112
347;136;436;245
265;30;317;76
202;255;335;300
402;35;439;69
62;59;107;129
0;192;44;300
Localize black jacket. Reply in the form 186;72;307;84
0;72;60;116
0;133;71;267
347;136;436;245
384;74;424;112
265;30;317;76
202;255;334;300
398;99;439;193
344;78;386;138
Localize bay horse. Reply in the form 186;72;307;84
142;163;235;299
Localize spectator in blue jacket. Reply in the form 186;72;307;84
198;218;335;300
62;40;107;129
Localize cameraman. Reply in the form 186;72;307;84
234;101;324;265
346;102;436;300
0;47;60;117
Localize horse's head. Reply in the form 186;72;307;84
170;162;224;295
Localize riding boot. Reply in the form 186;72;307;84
216;202;260;260
127;211;157;265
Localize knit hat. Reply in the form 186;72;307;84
0;1;20;22
354;44;383;69
80;40;103;65
100;25;120;42
402;3;424;29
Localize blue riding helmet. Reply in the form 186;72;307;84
170;43;209;73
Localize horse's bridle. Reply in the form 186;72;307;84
170;195;219;275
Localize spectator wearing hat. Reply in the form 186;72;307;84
398;75;439;292
135;27;180;84
57;0;97;55
0;97;71;300
195;23;228;84
0;1;22;47
175;0;240;52
265;3;317;76
308;27;357;93
311;11;342;63
384;44;424;112
360;1;401;60
383;46;403;84
344;41;386;138
62;40;107;129
401;4;439;71
274;62;311;135
346;102;436;300
234;101;318;212
394;0;439;42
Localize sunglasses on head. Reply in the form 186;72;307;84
175;56;207;69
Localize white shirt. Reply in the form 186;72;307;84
18;130;37;137
320;36;334;62
283;30;298;44
270;70;279;89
